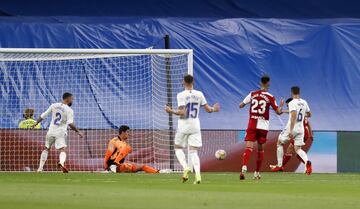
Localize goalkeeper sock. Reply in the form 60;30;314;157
38;150;48;170
277;144;284;167
142;165;159;173
59;152;66;166
175;149;188;170
296;149;308;164
189;150;200;176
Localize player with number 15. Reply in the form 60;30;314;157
32;92;84;173
165;74;220;184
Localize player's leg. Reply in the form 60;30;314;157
282;143;295;167
254;143;264;180
55;134;68;173
240;129;256;180
37;147;50;172
293;133;312;175
270;130;289;171
188;132;202;184
253;130;267;180
174;132;191;182
37;134;54;172
141;165;159;173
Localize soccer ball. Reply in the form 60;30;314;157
215;149;226;160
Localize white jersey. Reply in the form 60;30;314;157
41;102;74;135
176;89;207;134
286;98;310;133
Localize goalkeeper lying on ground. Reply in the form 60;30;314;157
104;125;159;173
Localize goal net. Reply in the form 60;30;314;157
0;48;193;172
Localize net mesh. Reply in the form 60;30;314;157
0;51;190;172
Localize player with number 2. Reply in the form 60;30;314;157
165;74;220;184
239;75;284;180
33;92;84;173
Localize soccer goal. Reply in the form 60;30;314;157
0;48;193;172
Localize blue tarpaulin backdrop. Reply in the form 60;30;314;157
0;17;360;131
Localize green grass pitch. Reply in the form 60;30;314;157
1;172;360;209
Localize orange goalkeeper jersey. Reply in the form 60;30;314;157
104;137;132;168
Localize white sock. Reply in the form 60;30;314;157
59;151;67;166
189;150;200;177
277;144;284;166
38;150;48;170
175;149;188;170
296;149;308;163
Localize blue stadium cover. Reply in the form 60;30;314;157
0;0;360;18
0;17;359;131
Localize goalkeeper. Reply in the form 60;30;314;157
103;125;159;173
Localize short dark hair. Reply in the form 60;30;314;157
291;86;300;95
261;75;270;84
62;92;73;100
285;98;293;104
183;74;194;84
119;125;130;134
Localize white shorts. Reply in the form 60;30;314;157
45;132;67;149
278;129;305;146
175;131;202;148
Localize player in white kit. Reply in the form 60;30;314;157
277;86;313;175
165;75;220;184
32;92;84;173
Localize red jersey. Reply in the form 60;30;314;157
242;90;279;131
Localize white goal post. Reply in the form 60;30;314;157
0;48;193;172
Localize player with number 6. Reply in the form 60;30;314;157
32;92;84;173
239;75;284;180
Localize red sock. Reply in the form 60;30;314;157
282;154;292;167
256;150;264;172
296;154;305;164
242;147;253;167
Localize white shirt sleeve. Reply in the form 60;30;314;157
200;92;207;106
288;101;297;112
242;93;251;104
177;93;185;107
40;104;53;119
67;109;74;125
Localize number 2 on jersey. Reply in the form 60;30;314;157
186;103;198;118
54;112;62;125
251;99;266;114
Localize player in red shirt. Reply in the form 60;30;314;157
239;75;284;180
270;98;314;172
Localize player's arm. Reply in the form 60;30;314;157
289;110;297;138
288;102;297;138
203;103;220;113
165;105;186;116
31;105;52;128
165;93;186;116
67;110;84;137
68;123;84;138
239;93;251;109
270;97;284;115
201;92;220;113
114;143;132;164
104;141;115;169
275;98;284;115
